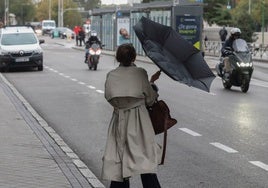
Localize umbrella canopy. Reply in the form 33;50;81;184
133;16;215;92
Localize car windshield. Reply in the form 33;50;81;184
43;22;55;27
1;33;38;45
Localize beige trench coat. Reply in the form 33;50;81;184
101;66;162;182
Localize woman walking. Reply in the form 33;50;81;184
101;43;162;188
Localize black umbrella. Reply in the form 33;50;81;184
133;16;215;92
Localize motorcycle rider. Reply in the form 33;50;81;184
220;27;241;76
84;30;102;63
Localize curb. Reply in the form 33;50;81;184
0;73;105;188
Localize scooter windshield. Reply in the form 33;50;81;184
232;39;249;52
91;43;100;50
232;39;251;63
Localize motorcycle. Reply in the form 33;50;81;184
86;42;102;70
215;39;254;93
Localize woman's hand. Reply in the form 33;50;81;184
150;70;161;83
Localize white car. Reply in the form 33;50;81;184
0;26;44;72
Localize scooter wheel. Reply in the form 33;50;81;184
88;61;92;70
241;83;249;93
222;79;232;89
93;64;97;70
241;76;250;93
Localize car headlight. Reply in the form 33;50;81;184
33;49;43;55
0;49;9;56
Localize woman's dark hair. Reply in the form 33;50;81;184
116;44;136;66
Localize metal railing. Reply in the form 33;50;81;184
204;40;268;60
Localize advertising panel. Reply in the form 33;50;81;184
117;17;130;46
176;15;201;49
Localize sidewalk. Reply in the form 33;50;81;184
0;74;105;187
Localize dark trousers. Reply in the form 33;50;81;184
110;173;161;188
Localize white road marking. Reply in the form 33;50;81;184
209;92;216;95
78;82;86;85
46;67;104;94
96;90;104;94
210;142;238;153
179;128;202;136
87;85;96;89
250;80;268;88
249;161;268;171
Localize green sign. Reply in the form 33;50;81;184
176;15;201;49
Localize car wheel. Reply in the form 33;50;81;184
38;65;43;71
0;66;9;72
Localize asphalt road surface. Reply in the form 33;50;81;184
2;37;268;188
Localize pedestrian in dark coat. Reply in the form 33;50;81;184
78;26;86;46
219;26;228;42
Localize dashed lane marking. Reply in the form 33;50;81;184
78;81;86;85
45;66;103;95
179;128;202;136
87;85;96;89
210;142;238;153
96;90;104;94
70;78;78;82
249;161;268;172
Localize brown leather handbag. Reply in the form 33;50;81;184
147;99;177;165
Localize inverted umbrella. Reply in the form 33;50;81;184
133;16;215;92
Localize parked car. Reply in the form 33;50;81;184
51;27;74;39
0;26;44;72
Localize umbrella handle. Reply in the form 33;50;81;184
150;70;161;83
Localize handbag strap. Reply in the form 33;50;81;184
159;114;168;165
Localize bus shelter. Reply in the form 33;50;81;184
90;0;203;55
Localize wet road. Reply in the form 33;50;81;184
3;37;268;187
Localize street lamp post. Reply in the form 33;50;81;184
261;0;265;50
58;0;63;27
58;0;84;27
4;0;9;25
49;0;51;20
249;0;251;14
62;7;84;27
